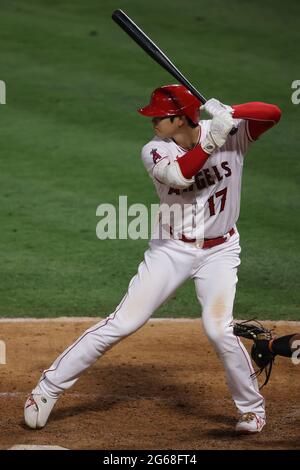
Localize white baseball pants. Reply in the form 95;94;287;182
38;231;265;418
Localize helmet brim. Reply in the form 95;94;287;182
138;105;177;118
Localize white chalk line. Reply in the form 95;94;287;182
0;391;180;403
0;317;299;324
0;317;200;323
9;445;68;450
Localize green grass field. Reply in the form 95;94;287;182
0;0;299;319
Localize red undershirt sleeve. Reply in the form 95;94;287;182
177;145;211;179
232;102;281;141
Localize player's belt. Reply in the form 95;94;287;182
171;227;235;249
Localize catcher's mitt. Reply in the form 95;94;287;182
233;319;275;388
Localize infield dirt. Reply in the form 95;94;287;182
0;320;299;450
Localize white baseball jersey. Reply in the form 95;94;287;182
142;118;251;239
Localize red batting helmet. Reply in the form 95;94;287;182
138;84;201;124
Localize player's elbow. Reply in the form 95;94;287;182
252;102;282;123
153;159;194;189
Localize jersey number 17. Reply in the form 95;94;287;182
207;187;227;217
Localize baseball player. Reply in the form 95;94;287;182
24;85;281;434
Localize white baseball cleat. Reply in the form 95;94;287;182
235;412;266;434
24;391;58;429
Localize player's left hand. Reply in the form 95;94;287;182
201;98;234;117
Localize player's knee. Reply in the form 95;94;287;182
116;322;140;338
85;317;140;352
106;315;146;339
205;327;226;345
207;333;239;356
202;320;234;349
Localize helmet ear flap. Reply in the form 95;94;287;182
186;107;200;126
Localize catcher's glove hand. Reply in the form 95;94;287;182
233;319;275;388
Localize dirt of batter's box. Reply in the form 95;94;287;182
0;320;299;450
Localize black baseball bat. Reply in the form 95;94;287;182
112;9;237;134
112;9;206;103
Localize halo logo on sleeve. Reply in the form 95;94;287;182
151;149;163;164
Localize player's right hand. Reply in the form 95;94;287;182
201;110;235;154
201;98;234;117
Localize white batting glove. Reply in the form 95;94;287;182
201;98;234;117
201;110;235;154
